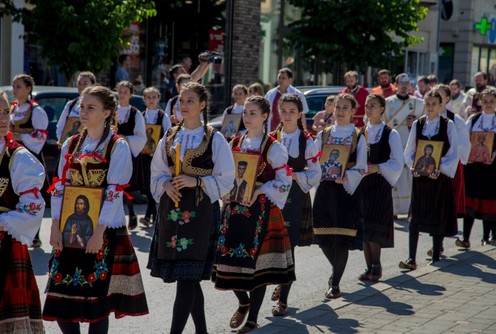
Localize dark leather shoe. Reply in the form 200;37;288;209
399;259;417;271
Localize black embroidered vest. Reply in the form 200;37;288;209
117;107;138;137
368;125;392;165
416;116;450;157
166;126;216;177
66;134;121;188
0;141;23;211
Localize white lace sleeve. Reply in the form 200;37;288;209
378;129;404;186
0;149;45;245
201;132;235;202
19;106;48;154
260;141;292;208
343;134;367;195
294;136;322;193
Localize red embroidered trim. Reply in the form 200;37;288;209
30;129;49;138
109;183;133;200
19;187;40;199
273;164;293;176
307;151;323;163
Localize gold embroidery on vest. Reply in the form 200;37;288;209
0;178;9;197
69;169;84;185
10;103;37;133
166;126;215;177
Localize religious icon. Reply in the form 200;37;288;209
468;132;494;164
221;114;242;139
59;186;104;249
320;144;351;180
229;152;260;203
60;117;83;144
142;124;162;155
413;140;444;177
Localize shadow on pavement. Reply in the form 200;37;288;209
264;304;359;334
439;250;496;284
388;276;446;296
343;285;414;316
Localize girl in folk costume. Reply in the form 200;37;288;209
399;90;458;270
56;71;96;143
428;85;470;256
0;92;45;333
147;82;234;334
212;95;294;333
358;94;403;281
313;93;367;298
10;74;48;158
220;84;248;139
456;88;496;248
270;93;321;316
10;74;49;247
43;86;148;333
115;81;146;230
139;86;172;228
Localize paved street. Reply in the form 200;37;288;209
31;204;495;333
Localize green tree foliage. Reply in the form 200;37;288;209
1;0;156;81
287;0;428;69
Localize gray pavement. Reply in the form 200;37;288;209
32;205;496;333
258;247;496;334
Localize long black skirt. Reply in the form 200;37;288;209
313;181;362;250
148;188;220;282
361;174;394;248
410;174;457;236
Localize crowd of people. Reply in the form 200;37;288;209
0;64;495;334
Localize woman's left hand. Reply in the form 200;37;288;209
173;174;197;190
86;233;103;254
335;175;347;184
246;188;265;207
429;170;440;180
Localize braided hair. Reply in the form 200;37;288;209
175;81;211;142
277;93;306;133
73;85;117;155
12;74;35;101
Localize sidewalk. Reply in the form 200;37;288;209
257;247;496;334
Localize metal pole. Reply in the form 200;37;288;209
277;0;285;71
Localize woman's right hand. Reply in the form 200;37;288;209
163;180;181;203
50;219;63;250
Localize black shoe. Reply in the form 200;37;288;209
128;216;138;230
